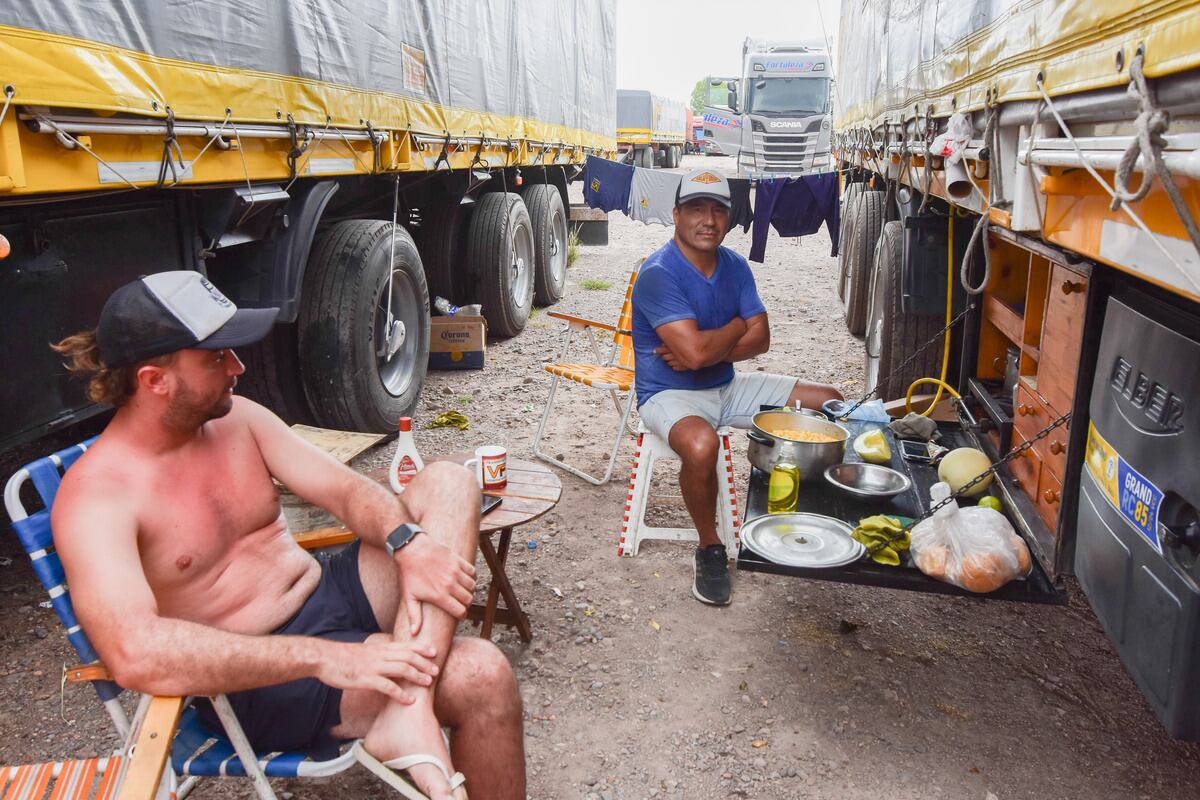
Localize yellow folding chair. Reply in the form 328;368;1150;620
533;267;639;484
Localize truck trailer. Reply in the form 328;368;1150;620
0;0;616;449
833;0;1200;740
615;89;687;169
703;38;833;177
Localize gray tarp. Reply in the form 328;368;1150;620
4;0;615;139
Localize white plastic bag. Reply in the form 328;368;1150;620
910;482;1032;592
928;112;973;164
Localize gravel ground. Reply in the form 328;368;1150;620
2;155;1198;799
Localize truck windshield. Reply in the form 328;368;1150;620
747;77;829;115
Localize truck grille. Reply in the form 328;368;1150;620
752;130;819;170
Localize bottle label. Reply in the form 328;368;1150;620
395;455;419;487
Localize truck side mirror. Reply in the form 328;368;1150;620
727;87;739;113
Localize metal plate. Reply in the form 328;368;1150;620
740;513;865;568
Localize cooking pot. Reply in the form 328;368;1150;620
747;409;848;480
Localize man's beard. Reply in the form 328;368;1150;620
163;377;234;431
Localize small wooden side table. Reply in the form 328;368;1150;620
359;455;561;642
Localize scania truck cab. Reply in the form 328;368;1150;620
703;38;833;178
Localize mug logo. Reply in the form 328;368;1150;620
486;463;505;479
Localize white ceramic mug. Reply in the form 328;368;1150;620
465;445;507;490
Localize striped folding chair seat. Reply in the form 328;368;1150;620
533;266;640;484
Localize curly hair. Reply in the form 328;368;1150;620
51;331;175;407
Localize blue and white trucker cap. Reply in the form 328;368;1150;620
674;168;732;208
96;271;278;368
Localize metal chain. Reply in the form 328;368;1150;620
901;410;1072;533
835;304;973;420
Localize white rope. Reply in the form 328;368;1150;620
1036;78;1199;292
0;85;15;132
1111;52;1200;258
33;114;141;189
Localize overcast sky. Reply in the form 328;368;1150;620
615;0;843;101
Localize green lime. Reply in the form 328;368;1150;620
978;495;1003;512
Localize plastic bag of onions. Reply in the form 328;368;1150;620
910;482;1032;593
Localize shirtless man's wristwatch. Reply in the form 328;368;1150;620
384;523;426;558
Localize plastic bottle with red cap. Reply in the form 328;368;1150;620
389;416;424;493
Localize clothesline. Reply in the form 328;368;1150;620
581;155;840;263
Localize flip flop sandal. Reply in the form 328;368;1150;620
353;742;466;799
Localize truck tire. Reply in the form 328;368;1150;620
836;182;868;303
416;197;465;304
637;146;654;169
865;221;943;401
523;183;568;306
843;189;885;336
467;192;535;338
236;322;315;425
298;220;430;432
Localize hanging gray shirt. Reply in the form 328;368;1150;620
629;168;683;226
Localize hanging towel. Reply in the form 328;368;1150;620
629;168;683;226
749;173;841;263
727;178;753;234
583;155;634;213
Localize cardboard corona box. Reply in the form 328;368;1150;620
429;315;486;369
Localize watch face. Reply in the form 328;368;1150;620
387;524;422;554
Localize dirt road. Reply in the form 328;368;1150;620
1;155;1197;799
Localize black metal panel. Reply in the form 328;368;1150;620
737;418;1061;604
1074;289;1200;741
899;212;973;316
0;199;187;450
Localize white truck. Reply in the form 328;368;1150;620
703;38;833;177
0;0;616;448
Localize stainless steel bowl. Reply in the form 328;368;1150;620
823;462;912;498
747;410;849;481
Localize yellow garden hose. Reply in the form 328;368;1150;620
905;377;962;413
907;213;956;416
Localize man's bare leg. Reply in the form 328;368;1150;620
669;416;721;547
787;380;844;411
332;461;524;799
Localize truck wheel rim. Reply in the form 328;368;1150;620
511;219;534;307
548;206;567;284
375;267;421;397
864;267;885;392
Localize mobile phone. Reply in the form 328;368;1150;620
898;439;933;463
480;493;503;515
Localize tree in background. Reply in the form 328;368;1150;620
692;78;730;113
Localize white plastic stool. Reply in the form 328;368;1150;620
617;423;740;557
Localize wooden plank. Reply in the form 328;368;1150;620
291;425;386;465
294;527;356;550
114;697;184;800
983;293;1025;347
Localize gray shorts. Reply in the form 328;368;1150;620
639;372;797;442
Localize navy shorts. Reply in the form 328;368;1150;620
196;540;381;757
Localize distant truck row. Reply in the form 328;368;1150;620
615;89;689;169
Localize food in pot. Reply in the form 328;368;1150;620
770;428;841;443
936;447;993;496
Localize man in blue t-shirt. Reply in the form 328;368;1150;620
632;168;843;606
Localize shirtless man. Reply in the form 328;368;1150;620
50;271;522;800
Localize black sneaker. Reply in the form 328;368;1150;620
692;544;731;605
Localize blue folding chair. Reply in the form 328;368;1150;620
3;438;407;800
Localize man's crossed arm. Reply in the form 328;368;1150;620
654;312;769;371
